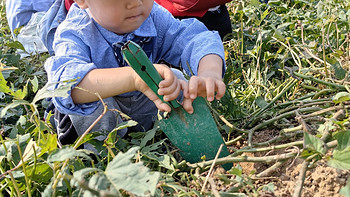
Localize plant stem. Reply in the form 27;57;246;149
201;144;223;194
52;93;108;190
302;104;350;119
292;71;346;90
322;26;329;77
188;150;298;169
8;172;22;197
248;106;322;145
16;140;32;197
248;78;298;123
292;161;309;197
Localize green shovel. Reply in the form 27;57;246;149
122;41;231;170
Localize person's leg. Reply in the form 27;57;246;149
68;97;127;150
69;97;127;138
197;5;232;40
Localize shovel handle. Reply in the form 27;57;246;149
121;41;181;109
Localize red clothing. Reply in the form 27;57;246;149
155;0;231;17
65;0;74;11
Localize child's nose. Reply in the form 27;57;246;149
126;0;142;9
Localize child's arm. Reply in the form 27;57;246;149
182;54;226;114
71;64;187;113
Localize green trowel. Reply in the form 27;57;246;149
121;41;231;170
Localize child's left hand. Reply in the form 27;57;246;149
182;54;226;114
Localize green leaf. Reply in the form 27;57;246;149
140;127;157;148
38;134;58;156
255;96;268;109
47;147;91;163
71;167;103;187
106;120;138;146
250;0;261;7
0;72;12;94
327;150;350;170
304;132;326;155
331;61;346;80
0;100;30;118
105;147;160;196
0;134;30;164
333;92;350;104
26;163;53;183
32;80;77;104
141;139;166;153
335;131;350;152
229;167;243;176
30;76;39;93
87;174;119;195
75;132;103;149
339;178;350;197
12;83;28;99
219;192;248;197
5;41;25;51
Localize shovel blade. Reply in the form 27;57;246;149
159;97;231;169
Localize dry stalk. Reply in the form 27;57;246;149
292;161;309;197
201;144;224;194
52;88;108;190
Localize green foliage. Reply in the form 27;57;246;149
1;0;350;196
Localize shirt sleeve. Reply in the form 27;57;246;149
152;4;226;77
6;0;55;35
44;24;98;116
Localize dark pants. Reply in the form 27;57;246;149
177;5;232;40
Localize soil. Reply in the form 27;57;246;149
207;129;350;197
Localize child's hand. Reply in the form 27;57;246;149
182;54;226;114
134;64;188;112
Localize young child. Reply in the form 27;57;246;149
154;0;232;40
45;0;226;148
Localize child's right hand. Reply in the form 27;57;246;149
134;64;188;113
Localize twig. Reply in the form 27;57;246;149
225;135;244;146
256;161;284;178
252;131;303;147
201;144;223;194
292;161;309;197
292;71;346;90
249;78;298;120
52;91;108;191
218;115;247;134
189;140;338;169
232;141;304;157
189;150;298;169
248;106;322;146
302;104;350;119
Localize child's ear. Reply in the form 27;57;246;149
74;0;88;9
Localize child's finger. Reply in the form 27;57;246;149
182;97;194;114
179;80;189;98
151;95;172;112
204;78;215;102
156;64;174;88
188;76;199;100
215;80;226;100
162;80;181;101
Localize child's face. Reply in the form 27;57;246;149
75;0;154;34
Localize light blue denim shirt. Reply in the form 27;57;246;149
45;2;226;116
6;0;55;34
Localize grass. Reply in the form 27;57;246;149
1;0;350;196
